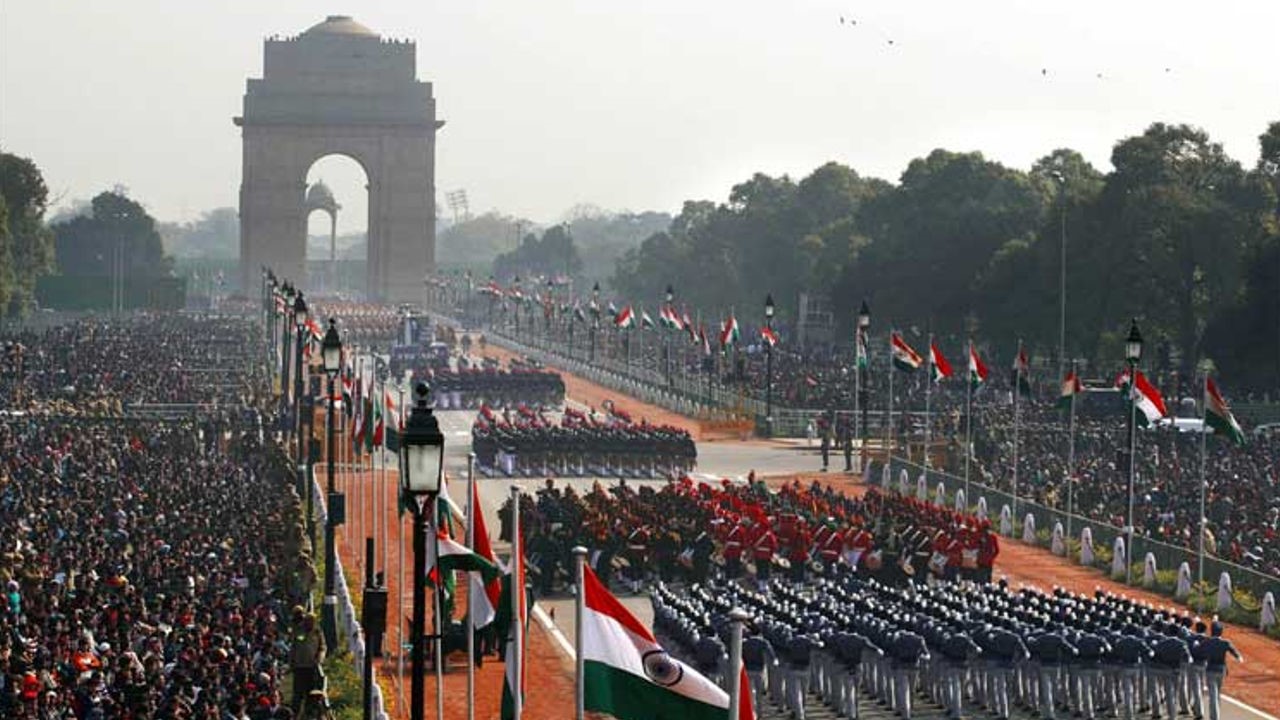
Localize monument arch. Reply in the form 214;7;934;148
235;15;441;301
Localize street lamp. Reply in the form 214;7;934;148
400;382;444;720
1123;318;1143;586
320;319;343;650
764;293;776;437
590;282;600;364
858;300;871;471
513;276;522;338
293;292;309;504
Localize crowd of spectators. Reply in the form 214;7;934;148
0;315;317;719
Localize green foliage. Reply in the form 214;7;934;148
53;190;173;280
612;122;1280;381
438;212;531;269
493;224;583;281
158;207;239;259
0;152;56;316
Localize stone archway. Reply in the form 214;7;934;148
235;15;443;301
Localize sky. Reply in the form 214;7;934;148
2;0;1279;235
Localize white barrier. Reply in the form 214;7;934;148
1021;514;1037;544
1218;572;1234;611
1111;536;1127;579
312;472;389;720
999;505;1012;536
916;473;928;501
1051;522;1065;556
1080;527;1095;566
1176;562;1193;600
1142;552;1157;588
1262;592;1276;632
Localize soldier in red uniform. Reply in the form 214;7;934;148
753;527;778;587
976;522;999;583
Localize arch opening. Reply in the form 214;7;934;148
305;154;368;298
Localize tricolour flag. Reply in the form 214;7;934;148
968;342;989;390
574;304;587;323
614;305;635;329
1131;368;1172;425
500;528;528;720
682;310;695;341
698;326;711;357
1012;345;1032;396
660;305;680;330
640;308;655;330
856;331;868;370
1204;377;1245;445
719;315;740;347
580;563;752;720
761;325;779;348
890;332;922;372
427;530;499;585
929;341;953;382
1058;371;1084;411
468;481;503;629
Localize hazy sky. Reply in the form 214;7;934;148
3;1;1278;234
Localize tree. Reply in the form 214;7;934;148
53;191;172;278
492;225;583;281
158;207;239;258
437;212;531;269
0;197;15;312
0;152;56;316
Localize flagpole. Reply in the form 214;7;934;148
854;335;861;473
1126;369;1138;586
466;453;476;720
886;330;894;468
1198;373;1208;586
397;435;406;716
924;333;932;476
433;493;445;720
726;607;748;718
572;546;587;720
510;485;524;720
964;341;973;505
1067;359;1078;541
1012;340;1021;526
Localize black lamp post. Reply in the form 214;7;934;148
858;300;871;470
764;293;775;437
546;278;555;349
487;275;496;329
399;382;445;720
280;283;294;414
590;282;600;364
294;292;309;506
1123;318;1143;585
320;319;343;650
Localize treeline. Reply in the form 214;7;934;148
612;122;1280;390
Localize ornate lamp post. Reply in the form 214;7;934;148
764;293;775;437
320;319;344;650
513;276;522;339
858;300;871;470
665;284;675;384
293;292;309;503
399;383;445;720
1124;318;1143;585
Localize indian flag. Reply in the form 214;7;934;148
1058;371;1083;411
929;340;953;382
968;342;989;390
1011;345;1032;396
856;330;868;370
468;481;503;629
890;332;922;372
719;315;740;347
699;326;712;356
641;308;656;330
660;305;680;330
760;325;779;348
1205;377;1245;445
615;305;635;329
1117;369;1167;426
427;530;499;583
581;563;752;720
500;528;527;720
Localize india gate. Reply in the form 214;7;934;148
235;15;440;301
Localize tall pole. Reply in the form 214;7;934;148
363;538;375;720
766;333;774;436
1125;357;1138;586
924;333;932;474
859;321;870;473
410;495;427;720
323;373;339;650
572;546;587;720
296;325;309;531
466;454;477;720
1058;179;1068;383
1197;372;1208;585
885;333;894;463
510;486;524;720
1066;359;1078;541
1012;341;1022;527
726;607;748;717
433;498;445;720
964;341;973;504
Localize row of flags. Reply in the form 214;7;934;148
884;331;1245;446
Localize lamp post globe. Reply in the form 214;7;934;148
321;319;342;377
764;293;775;321
665;284;674;304
400;381;444;720
858;300;871;331
1125;318;1143;364
294;293;308;331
